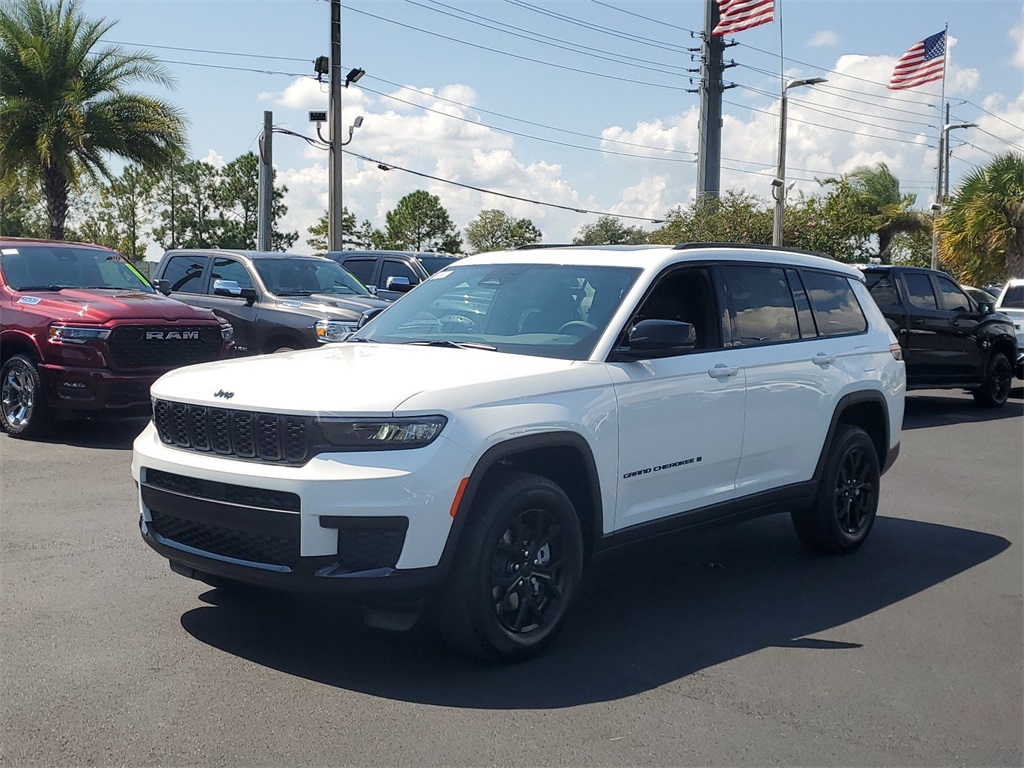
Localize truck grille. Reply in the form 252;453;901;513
153;400;313;464
108;325;222;370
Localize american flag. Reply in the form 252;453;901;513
712;0;775;37
889;31;946;90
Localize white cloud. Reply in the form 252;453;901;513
250;51;1023;255
808;31;839;48
1012;24;1024;69
202;149;225;169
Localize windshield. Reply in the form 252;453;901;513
0;244;152;292
254;257;371;297
418;255;460;275
351;262;642;360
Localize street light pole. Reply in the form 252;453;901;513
930;121;977;270
772;77;827;247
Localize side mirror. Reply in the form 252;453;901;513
357;307;385;329
612;319;697;361
151;278;171;296
385;275;414;293
978;301;995;315
213;279;242;297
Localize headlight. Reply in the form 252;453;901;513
48;324;110;344
318;416;447;450
315;319;357;343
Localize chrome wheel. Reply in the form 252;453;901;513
2;359;36;430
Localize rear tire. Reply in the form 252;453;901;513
432;470;583;662
0;355;53;440
972;352;1011;407
792;425;879;554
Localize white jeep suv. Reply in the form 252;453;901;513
132;244;906;660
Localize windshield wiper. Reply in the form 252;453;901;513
15;284;73;291
277;291;315;297
404;339;497;351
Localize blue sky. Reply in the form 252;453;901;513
87;0;1024;253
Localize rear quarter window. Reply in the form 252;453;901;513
801;271;867;336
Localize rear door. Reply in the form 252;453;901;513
723;264;851;496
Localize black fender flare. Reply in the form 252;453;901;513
436;432;604;578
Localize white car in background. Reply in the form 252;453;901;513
994;278;1024;378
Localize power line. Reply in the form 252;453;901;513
410;0;694;76
346;149;666;223
344;4;696;92
106;38;311;64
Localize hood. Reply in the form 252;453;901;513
13;288;217;323
151;342;578;414
274;293;390;316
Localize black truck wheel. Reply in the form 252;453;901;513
972;352;1012;407
432;470;583;662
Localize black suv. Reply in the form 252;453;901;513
326;250;461;301
859;265;1017;406
153;250;390;355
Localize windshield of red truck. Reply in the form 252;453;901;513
0;244;152;292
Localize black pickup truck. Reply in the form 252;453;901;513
859;265;1017;407
325;250;460;301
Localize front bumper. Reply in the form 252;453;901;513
132;421;472;600
39;362;157;414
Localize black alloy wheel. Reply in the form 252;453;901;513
433;470;583;661
489;508;567;635
792;424;880;554
972;352;1012;408
833;442;877;536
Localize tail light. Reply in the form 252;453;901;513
889;342;903;361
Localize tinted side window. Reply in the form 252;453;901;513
865;273;900;306
801;271;867;336
342;257;376;285
935;276;969;312
904;273;938;310
381;259;419;287
161;255;208;293
208;257;254;293
1001;284;1024;309
723;265;799;345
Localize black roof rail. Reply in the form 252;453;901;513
672;242;835;260
512;243;578;250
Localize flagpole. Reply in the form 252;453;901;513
930;22;949;270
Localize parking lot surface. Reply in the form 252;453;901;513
2;388;1022;766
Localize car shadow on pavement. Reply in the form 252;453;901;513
37;416;150;450
179;513;1008;709
903;389;1024;430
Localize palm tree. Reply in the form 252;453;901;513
825;163;931;263
938;152;1024;283
0;0;186;239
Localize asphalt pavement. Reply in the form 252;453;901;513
1;387;1021;766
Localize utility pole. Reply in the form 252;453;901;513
257;110;273;251
328;0;343;252
696;0;723;200
943;102;952;201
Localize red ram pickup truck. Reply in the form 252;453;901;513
0;238;233;439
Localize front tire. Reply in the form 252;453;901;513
792;425;879;554
972;352;1012;407
432;470;583;662
0;355;52;439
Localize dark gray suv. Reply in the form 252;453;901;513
153;250;390;355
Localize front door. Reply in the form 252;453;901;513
611;266;746;530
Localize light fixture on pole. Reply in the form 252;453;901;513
340;116;363;147
930;121;977;270
772;76;827;247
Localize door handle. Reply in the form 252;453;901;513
812;353;836;367
708;364;739;379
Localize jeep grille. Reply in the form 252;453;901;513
153;399;313;464
108;325;222;370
